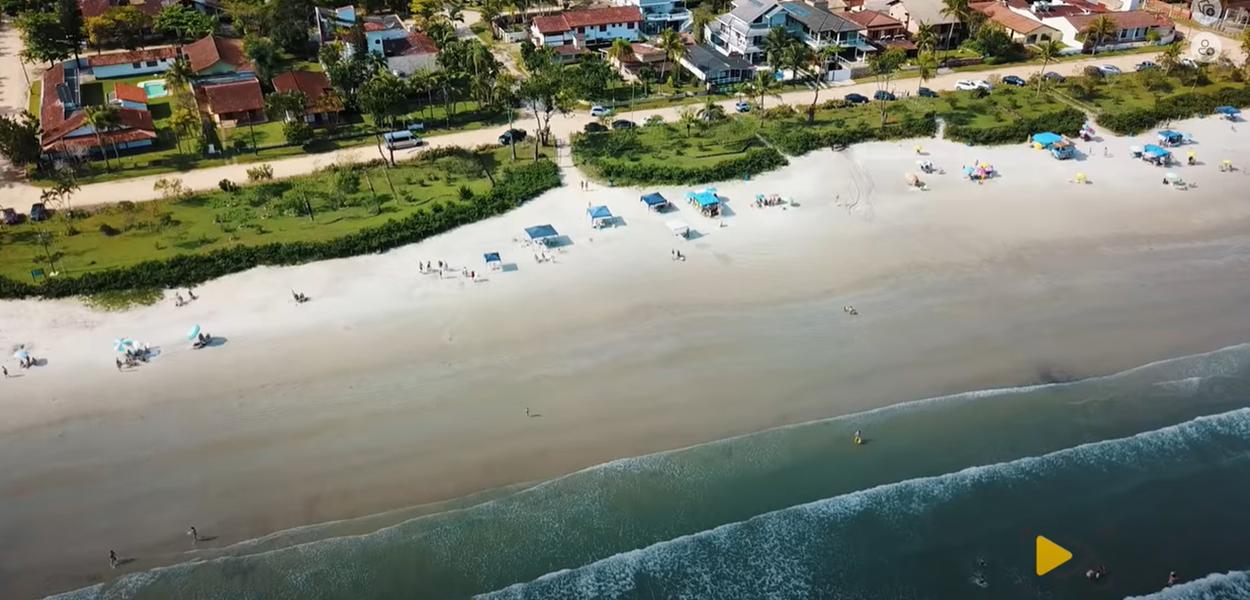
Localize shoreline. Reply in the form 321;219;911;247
4;115;1250;598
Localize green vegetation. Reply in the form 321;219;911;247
0;145;559;298
1053;66;1250;134
756;101;937;155
81;287;164;311
573;115;787;185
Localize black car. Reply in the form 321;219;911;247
498;128;527;145
844;93;869;104
583;122;608;133
873;90;896;101
918;87;938;98
1136;61;1159;71
1043;71;1065;82
29;202;49;222
1002;75;1026;87
2;208;21;226
611;119;636;130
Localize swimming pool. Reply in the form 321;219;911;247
139;79;168;99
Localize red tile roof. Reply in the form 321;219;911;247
841;9;903;29
202;79;264;115
112;82;148;104
382;31;439;57
1065;10;1172;31
532;6;642;35
182;35;253;74
971;2;1053;34
88;46;180;67
271;70;342;113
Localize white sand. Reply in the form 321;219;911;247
4;115;1250;597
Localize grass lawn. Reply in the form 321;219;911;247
28;82;41;115
575;117;763;176
1050;70;1243;114
2;145;551;280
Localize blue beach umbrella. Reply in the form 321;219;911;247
113;338;135;353
13;350;29;361
187;324;201;341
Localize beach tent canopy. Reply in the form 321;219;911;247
1216;106;1239;116
1032;132;1062;147
525;224;559;240
587;205;612;220
483;252;501;263
1157;129;1183;142
666;220;690;235
1143;144;1170;157
687;189;720;208
640;192;668;207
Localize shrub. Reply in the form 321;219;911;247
586;147;787;185
761;113;937;155
218;179;239;192
246;164;275;182
98;223;120;236
283;120;315;146
1097;85;1250;134
458;184;474;201
946;107;1085;145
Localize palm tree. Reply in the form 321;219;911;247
914;21;938;56
916;51;937;94
750;69;780;108
939;0;970;55
678;106;699;137
691;7;714;44
1082;15;1117;55
1034;39;1063;96
763;26;796;77
83;105;121;171
607;37;634;66
445;0;465;23
697;99;726;122
657;29;685;84
480;0;503;36
165;57;195;100
1160;39;1186;74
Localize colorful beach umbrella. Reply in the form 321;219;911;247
186;324;201;341
113;338;135;353
14;350;29;361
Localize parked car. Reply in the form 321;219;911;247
1097;64;1122;76
583;122;608;133
844;93;869;104
1;208;21;226
954;79;992;91
1001;75;1026;87
873;90;896;101
1043;71;1066;82
1180;58;1198;69
498;128;526;145
1136;61;1159;71
29;202;48;222
382;130;422;150
589;105;611;117
917;87;938;98
735;100;751;113
611;119;636;130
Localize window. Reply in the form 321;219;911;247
145;60;158;67
132;62;141;68
599;25;606;32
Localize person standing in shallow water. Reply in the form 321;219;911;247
109;550;118;569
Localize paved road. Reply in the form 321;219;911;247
0;44;1213;206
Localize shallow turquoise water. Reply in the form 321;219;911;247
51;344;1250;600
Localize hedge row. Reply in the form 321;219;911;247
1096;85;1250;135
945;107;1086;145
760;115;938;156
0;160;561;299
585;146;788;185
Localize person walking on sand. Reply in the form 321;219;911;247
187;289;197;301
174;293;184;307
187;526;199;543
115;358;122;372
109;550;119;569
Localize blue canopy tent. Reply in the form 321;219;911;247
1216;106;1240;120
1031;132;1062;147
587;205;613;228
640;192;670;211
1032;132;1073;159
1142;144;1171;166
686;188;721;216
1157;130;1184;146
525;224;559;245
484;252;502;270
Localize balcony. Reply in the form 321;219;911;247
643;8;690;21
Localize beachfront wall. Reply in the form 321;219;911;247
92;59;175;79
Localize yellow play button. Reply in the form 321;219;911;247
1035;535;1073;576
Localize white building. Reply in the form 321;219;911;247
530;6;644;50
705;0;866;78
706;0;789;66
612;0;691;34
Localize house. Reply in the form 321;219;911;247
272;70;343;125
361;14;411;56
200;78;266;126
381;31;440;76
87;47;181;79
610;0;690;34
530;7;644;50
40;62;157;156
971;2;1061;45
608;42;671;81
1057;10;1174;50
182;34;254;80
681;42;755;86
779;1;870;73
705;0;789;66
873;0;963;46
315;5;359;44
109;82;149;110
841;9;907;43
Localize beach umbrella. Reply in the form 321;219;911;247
186;324;201;341
113;338;135;353
14;350;29;361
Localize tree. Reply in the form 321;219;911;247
410;0;442;27
224;0;269;35
83;105;121;171
1034;39;1062;96
657;28;685;84
17;11;74;65
39;168;79;235
426;17;455;48
867;48;905;127
169;105;202;154
244;35;280;84
607;37;634;66
479;0;503;36
763;26;797;76
86;7;151;52
270;0;312;54
916;51;937;94
1241;28;1250;71
154;4;215;44
1159;39;1186;75
697;99;725;122
265;90;308;122
445;0;465;23
0;111;43;170
691;7;714;44
748;69;779;108
914;21;937;55
939;0;971;53
517;63;572;158
358;72;409;165
678;107;698;137
805;44;840;122
283;120;314;145
55;0;85;64
568;55;615;101
1082;14;1117;55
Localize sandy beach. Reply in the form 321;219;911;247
3;114;1250;598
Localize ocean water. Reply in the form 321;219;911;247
50;344;1250;600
